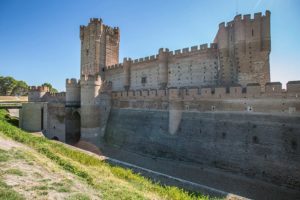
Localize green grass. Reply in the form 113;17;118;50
0;149;9;162
5;168;24;176
66;193;91;200
0;179;25;200
0;109;219;200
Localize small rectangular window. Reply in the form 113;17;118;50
141;77;147;84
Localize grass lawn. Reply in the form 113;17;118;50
0;109;220;200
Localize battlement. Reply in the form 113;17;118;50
112;81;300;100
170;43;217;57
89;18;103;24
219;10;270;29
106;63;123;70
47;92;66;97
105;42;219;71
105;25;120;35
29;86;50;92
66;78;80;87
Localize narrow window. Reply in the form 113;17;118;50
252;29;254;36
141;77;147;84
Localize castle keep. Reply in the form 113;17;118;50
19;11;300;199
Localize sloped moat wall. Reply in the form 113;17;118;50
104;109;300;190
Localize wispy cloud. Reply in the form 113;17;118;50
254;0;263;9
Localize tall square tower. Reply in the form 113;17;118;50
80;18;120;78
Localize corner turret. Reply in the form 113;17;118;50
66;78;81;106
215;10;271;89
80;74;102;144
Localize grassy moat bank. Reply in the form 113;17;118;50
0;109;219;200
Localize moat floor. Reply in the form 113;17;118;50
97;143;300;200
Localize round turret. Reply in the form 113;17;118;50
66;78;81;106
80;74;102;144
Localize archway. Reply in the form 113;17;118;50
65;109;81;145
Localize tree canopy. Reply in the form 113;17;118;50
42;83;58;93
0;76;28;96
0;76;58;96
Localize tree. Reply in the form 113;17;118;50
42;83;58;93
12;80;29;96
0;76;17;95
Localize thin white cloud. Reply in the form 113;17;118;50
254;0;263;9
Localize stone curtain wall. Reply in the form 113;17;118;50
105;44;219;91
105;109;300;190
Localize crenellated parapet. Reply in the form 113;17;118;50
28;85;50;102
66;78;81;105
169;43;218;58
66;78;80;87
112;81;300;101
105;63;123;71
29;86;50;92
219;10;270;29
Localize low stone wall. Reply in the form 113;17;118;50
104;108;300;190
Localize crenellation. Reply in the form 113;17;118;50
210;43;218;49
229;86;243;97
246;83;261;98
219;22;225;29
254;12;262;19
182;47;189;53
200;43;208;50
243;14;251;21
265;82;282;95
234;14;242;21
111;82;300;102
287;81;300;95
175;49;181;54
215;87;226;98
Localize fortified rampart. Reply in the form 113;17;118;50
110;82;300;114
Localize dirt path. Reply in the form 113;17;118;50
0;134;101;200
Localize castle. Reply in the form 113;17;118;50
19;11;300;199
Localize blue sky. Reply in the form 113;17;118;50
0;0;299;91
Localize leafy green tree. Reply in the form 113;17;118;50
0;76;58;96
12;80;28;96
0;76;29;96
42;83;58;93
0;76;17;95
